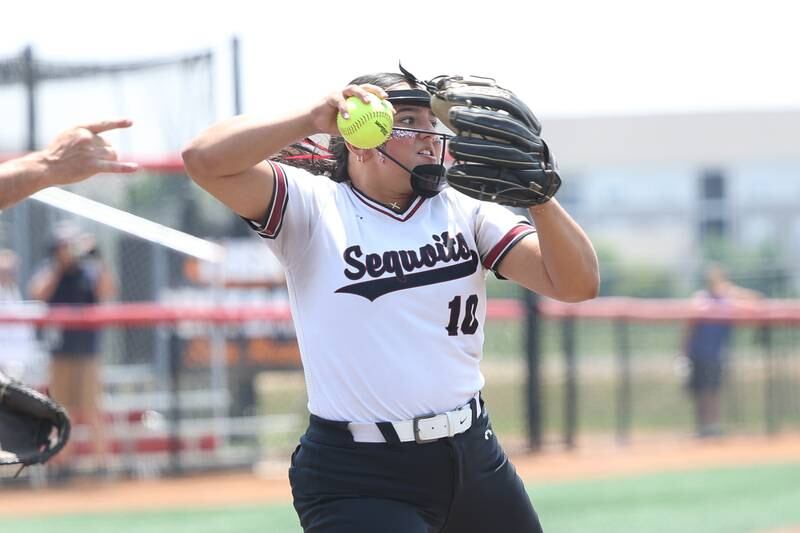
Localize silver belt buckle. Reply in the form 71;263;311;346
413;414;441;444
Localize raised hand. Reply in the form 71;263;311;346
309;84;392;136
43;119;139;185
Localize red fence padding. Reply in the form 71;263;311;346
73;435;218;456
485;299;524;320
0;302;293;328
539;297;800;324
1;298;799;327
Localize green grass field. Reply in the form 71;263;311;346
3;463;799;533
532;462;800;533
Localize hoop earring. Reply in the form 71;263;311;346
356;155;363;163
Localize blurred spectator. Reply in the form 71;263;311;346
0;249;45;384
682;264;762;438
28;224;116;478
0;119;138;210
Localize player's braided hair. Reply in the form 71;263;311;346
272;72;418;182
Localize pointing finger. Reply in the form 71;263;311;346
83;119;134;134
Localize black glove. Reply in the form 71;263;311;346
0;371;70;468
430;75;561;207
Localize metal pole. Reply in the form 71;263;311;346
725;327;742;427
15;46;37;289
790;327;799;423
524;290;542;451
614;318;632;444
231;36;242;115
209;260;229;461
563;316;577;449
22;45;37;151
168;332;182;475
761;323;778;435
153;246;171;384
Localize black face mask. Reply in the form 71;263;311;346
408;163;447;198
378;89;450;198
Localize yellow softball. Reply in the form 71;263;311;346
336;94;394;149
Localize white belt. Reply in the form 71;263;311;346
347;397;480;444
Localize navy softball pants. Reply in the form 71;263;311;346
288;403;543;532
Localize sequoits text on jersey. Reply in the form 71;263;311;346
336;231;479;301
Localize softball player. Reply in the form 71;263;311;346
183;71;599;533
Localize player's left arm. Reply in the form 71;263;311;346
497;199;599;302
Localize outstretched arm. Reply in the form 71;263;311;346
0;120;138;210
182;85;387;222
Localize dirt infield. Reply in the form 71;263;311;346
512;432;800;484
2;432;799;518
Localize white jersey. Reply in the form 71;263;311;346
245;162;534;423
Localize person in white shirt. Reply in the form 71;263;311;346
182;71;599;533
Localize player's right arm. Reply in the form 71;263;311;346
182;85;386;222
182;113;311;222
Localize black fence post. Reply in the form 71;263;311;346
761;323;779;435
524;291;542;451
168;333;183;475
22;45;37;151
562;316;577;449
724;328;742;427
615;318;632;444
15;45;38;289
231;36;242;115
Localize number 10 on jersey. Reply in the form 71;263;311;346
446;294;479;336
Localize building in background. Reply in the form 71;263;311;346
546;109;800;296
